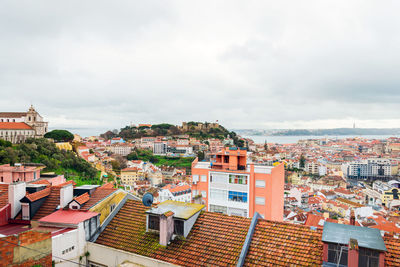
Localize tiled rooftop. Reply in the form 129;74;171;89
26;187;51;202
73;192;90;205
80;185;117;210
384;236;400;266
244;220;323;266
96;199;251;266
32;187;61;220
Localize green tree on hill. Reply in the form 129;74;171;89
44;130;74;142
0;138;98;181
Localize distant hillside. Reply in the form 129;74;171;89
101;122;240;141
272;128;400;136
0;138;99;181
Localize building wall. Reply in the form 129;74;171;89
0;230;52;267
87;242;177;267
0;129;36;143
192;159;284;220
52;227;84;265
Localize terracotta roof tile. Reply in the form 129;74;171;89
30;180;51;186
244;220;323;266
26;187;51;202
0;122;32;130
31;187;61;220
99;182;114;189
384;236;400;266
80;187;117;210
96;199;251;266
0;112;27;118
73;192;90;205
54;180;76;187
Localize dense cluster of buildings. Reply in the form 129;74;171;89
0;163;398;266
3;115;400;266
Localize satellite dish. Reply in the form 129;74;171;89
142;192;154;207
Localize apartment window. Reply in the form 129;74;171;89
210;204;227;214
228;191;248;203
359;248;379;267
148;215;160;231
211;173;226;183
255;180;265;188
201;175;207;182
192;175;199;183
210;189;227;201
192;190;198;197
327;243;348;266
229;174;248;185
201;190;207;198
255;197;265;205
228;207;247;217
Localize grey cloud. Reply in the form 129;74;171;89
1;0;400;136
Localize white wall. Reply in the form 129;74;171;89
8;182;26;218
53;223;86;266
87;242;177;267
60;184;73;208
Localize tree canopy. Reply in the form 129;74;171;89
44;129;74;142
0;138;98;180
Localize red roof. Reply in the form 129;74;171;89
384;235;400;266
162;184;190;193
30;180;51;186
0;122;32;130
80;186;117;210
304;213;338;229
73;192;90;205
39;210;98;224
0;112;27;118
26;187;51;202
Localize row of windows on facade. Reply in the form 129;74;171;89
62;246;75;255
193;189;265;205
209;204;248;217
194;174;266;188
0;130;34;136
0;116;38;122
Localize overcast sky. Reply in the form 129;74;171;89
1;1;400;136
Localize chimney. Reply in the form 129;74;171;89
60;184;73;208
8;182;26;218
159;211;174;246
350;209;355;226
348;238;359;267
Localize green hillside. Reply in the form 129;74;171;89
0;138;99;183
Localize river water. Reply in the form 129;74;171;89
243;135;400;144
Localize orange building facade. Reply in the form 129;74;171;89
191;147;284;220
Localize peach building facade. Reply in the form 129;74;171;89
191;148;284;220
0;164;43;183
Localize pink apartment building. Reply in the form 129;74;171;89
191;147;284;220
0;164;43;183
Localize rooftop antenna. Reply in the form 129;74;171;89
142;192;154;207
